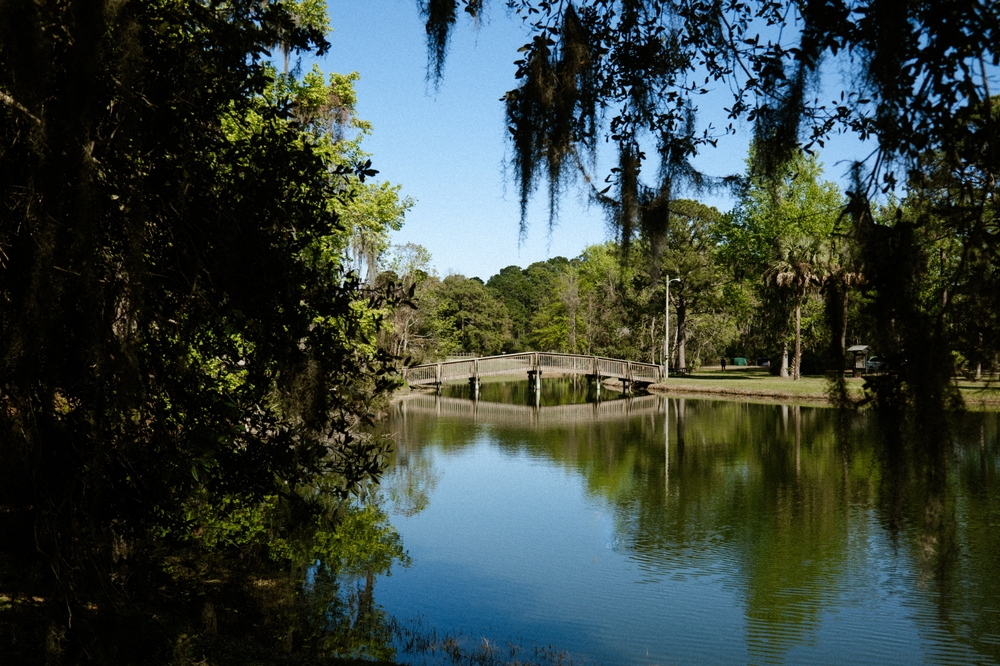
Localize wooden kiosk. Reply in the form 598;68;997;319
846;344;871;378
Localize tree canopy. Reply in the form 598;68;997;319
423;0;998;210
0;0;408;660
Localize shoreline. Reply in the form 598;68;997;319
642;381;846;405
400;367;1000;410
639;373;1000;410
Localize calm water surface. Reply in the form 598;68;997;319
371;379;1000;665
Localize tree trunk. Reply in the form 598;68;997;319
793;292;802;380
840;288;849;355
650;317;657;364
976;331;983;380
780;342;789;378
677;303;687;371
672;319;680;370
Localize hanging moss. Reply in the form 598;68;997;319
421;0;457;82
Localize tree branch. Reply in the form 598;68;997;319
0;90;41;125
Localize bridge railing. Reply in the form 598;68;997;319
599;357;627;378
477;353;533;378
439;359;475;383
631;362;662;383
404;352;663;385
537;352;590;375
404;364;439;385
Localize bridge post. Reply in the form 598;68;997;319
469;359;480;400
527;352;542;393
585;355;603;401
527;369;542;389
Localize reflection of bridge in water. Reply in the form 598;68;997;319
396;393;690;490
404;352;663;398
395;393;665;427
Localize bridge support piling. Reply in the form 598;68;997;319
527;369;542;389
468;376;480;400
585;373;602;401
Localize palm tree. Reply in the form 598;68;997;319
817;237;863;376
767;238;824;380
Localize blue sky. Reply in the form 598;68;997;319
321;1;865;281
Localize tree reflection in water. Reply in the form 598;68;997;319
4;382;996;664
383;387;1000;665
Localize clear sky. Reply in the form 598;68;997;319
321;1;865;281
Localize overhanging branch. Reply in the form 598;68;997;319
0;90;41;126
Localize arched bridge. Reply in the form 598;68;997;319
403;352;663;393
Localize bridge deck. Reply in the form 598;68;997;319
403;352;662;386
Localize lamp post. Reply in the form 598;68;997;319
664;275;681;379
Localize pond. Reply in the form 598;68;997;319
365;378;1000;665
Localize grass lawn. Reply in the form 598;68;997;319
951;375;1000;409
647;366;1000;408
648;367;858;403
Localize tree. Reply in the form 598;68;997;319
487;265;536;350
419;274;512;356
528;264;585;353
420;0;1000;409
272;65;414;285
388;242;434;282
381;243;434;360
576;243;635;358
767;238;825;380
0;1;401;659
658;200;726;370
485;257;578;352
719;150;843;377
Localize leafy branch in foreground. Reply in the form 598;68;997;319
0;0;408;661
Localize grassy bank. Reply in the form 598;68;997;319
645;366;1000;408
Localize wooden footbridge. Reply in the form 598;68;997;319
403;352;663;395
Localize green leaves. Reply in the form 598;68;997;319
0;0;405;657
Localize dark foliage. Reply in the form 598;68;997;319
0;0;398;661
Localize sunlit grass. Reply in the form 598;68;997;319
652;367;1000;408
952;375;1000;409
655;367;857;398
